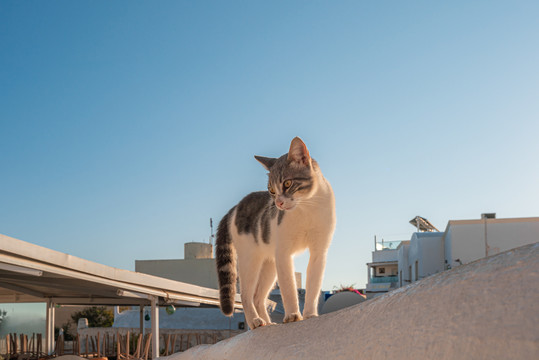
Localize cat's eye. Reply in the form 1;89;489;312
269;187;276;195
283;180;292;189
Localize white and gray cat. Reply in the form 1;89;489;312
216;137;336;330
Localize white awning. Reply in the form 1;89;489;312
0;233;242;358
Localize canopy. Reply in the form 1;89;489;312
0;233;242;358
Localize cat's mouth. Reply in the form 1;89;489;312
276;202;296;211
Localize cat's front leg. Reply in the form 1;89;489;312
303;251;327;319
275;251;302;323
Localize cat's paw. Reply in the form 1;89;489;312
252;317;267;329
283;312;303;323
303;312;318;320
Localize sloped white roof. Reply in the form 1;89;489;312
167;242;539;360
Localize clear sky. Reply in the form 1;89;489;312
1;1;538;292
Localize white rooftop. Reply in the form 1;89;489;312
0;233;241;308
167;241;539;360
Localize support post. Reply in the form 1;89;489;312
45;299;55;354
140;305;144;337
484;217;489;257
151;296;159;359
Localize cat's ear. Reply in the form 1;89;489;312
254;156;277;171
287;137;311;167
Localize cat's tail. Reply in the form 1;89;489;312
216;209;237;316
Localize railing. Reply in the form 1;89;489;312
370;276;398;284
1;333;44;358
375;240;402;251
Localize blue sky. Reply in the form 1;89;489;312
1;1;538;292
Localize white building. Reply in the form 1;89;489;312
365;239;405;297
384;214;539;290
403;232;444;284
136;242;219;289
443;214;539;270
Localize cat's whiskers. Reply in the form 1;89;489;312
296;196;325;208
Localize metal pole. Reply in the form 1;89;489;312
45;299;55;354
151;296;159;359
140;305;144;337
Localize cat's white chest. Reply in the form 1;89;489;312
274;190;335;252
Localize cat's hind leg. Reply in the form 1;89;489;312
254;259;277;325
237;252;266;329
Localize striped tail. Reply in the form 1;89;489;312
216;210;237;316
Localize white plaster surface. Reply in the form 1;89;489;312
165;242;539;360
320;291;365;314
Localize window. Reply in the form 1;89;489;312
379;267;385;274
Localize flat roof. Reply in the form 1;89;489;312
446;216;539;227
0;233;242;309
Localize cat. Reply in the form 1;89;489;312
216;137;336;330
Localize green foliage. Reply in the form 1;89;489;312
71;306;114;328
55;322;75;341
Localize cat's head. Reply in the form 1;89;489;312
255;137;318;211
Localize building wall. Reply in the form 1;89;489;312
398;243;410;286
408;237;419;282
184;242;213;259
445;218;539;268
372;249;398;263
443;226;453;270
373;264;397;276
445;223;485;268
135;258;218;289
407;233;444;282
483;220;539;255
418;233;444;279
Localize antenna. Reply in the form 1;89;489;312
209;218;215;246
